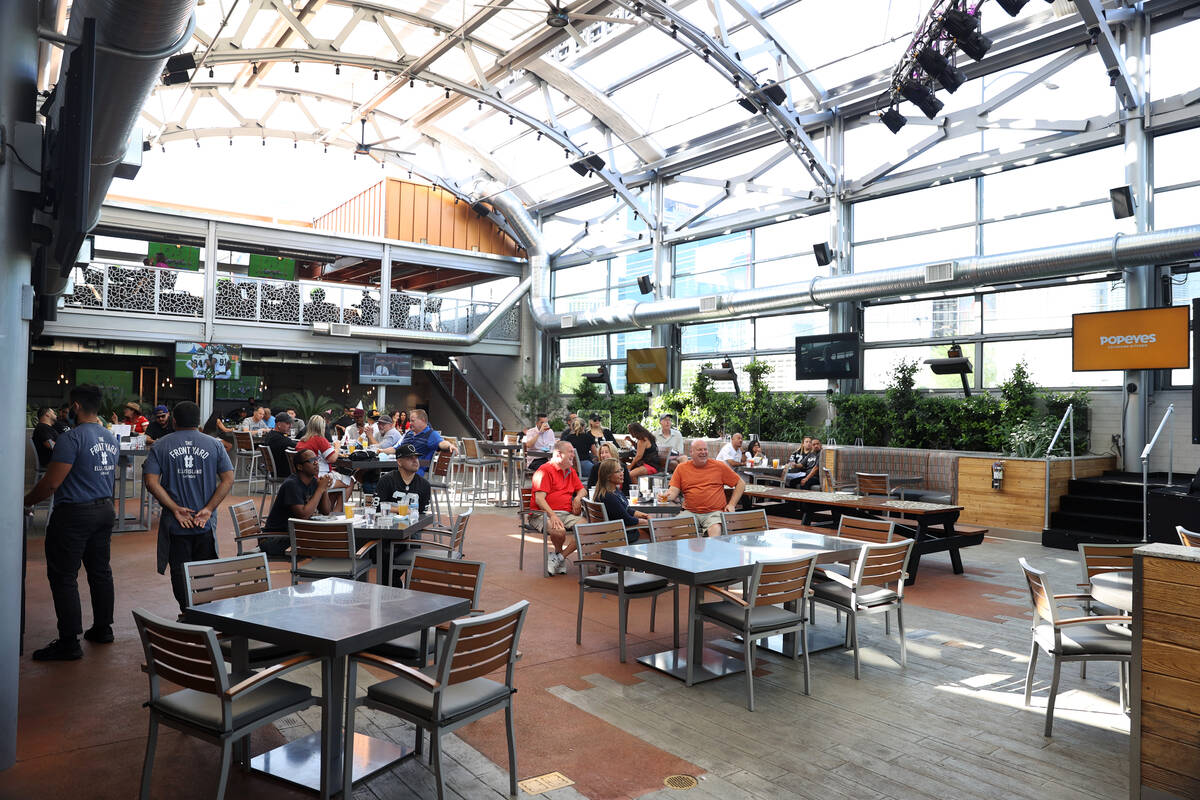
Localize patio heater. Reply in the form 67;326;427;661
700;357;741;395
925;343;973;396
584;364;613;397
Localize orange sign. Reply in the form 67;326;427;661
1072;306;1190;371
626;347;668;384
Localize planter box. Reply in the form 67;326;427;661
957;453;1116;531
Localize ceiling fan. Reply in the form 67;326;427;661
474;0;637;29
352;118;415;158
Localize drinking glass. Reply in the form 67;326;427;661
343;503;355;519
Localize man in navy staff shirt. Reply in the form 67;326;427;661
144;401;235;613
23;384;119;661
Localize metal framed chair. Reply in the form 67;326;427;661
231;431;261;495
1019;558;1131;737
854;472;891;498
388;508;472;587
811;539;914;679
517;487;547;572
132;607;320;800
572;521;678;663
426;450;455;524
371;555;485;666
820;466;854;493
837;515;895;544
720;509;769;535
694;554;819;709
648;515;699;542
581;497;607;523
256;444;284;517
1075;542;1137;677
183;553;299;668
1179;525;1200;547
286;518;377;585
227;500;287;559
459;438;501;505
344;601;530;800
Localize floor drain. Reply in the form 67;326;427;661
664;774;699;790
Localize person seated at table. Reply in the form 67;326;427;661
587;442;631;492
341;408;369;445
376;444;431;516
397;410;411;432
559;411;579;438
283;407;305;438
531;441;586;576
627;422;660;481
655;414;684;469
744;439;766;467
397;408;456;476
664;439;745;537
523;412;556;470
371;413;404;456
261;450;333;556
715;432;744;470
563;417;598;479
296;415;353;506
262;413;296;478
111;402;148;434
144;405;174;445
241;406;269;431
201;412;235;455
592;458;648;543
31;406;58;469
787;438;822;489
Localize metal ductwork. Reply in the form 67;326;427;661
311;276;531;345
527;225;1200;335
39;0;195;299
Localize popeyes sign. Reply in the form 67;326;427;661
1073;306;1190;371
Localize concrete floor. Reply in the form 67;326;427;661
6;491;1130;800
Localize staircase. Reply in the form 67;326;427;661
427;360;504;441
1042;471;1187;550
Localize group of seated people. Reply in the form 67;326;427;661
526;411;686;481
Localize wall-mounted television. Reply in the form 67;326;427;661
1072;306;1189;372
795;333;861;381
175;342;242;380
358;352;413;386
626;347;668;384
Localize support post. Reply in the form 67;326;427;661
1;0;37;770
199;220;218;421
649;176;676;390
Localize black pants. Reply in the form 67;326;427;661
168;532;219;613
45;500;116;640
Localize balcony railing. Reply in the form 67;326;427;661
61;264;519;342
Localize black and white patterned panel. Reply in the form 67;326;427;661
215;279;260;320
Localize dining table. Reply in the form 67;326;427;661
601;528;865;685
1090;570;1134;611
183;577;468;798
316;512;436;586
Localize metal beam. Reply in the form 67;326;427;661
1072;0;1143;110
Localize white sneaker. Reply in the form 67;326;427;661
546;553;559;576
555;554;569;575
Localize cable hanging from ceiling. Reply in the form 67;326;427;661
879;0;1050;133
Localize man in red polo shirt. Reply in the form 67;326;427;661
531;440;586;575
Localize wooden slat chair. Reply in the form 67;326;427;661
818;516;896;587
811;539;914;680
388;508;472;587
231;431;261;495
517;487;548;572
459;438;502;505
820;466;855;493
581;497;607;523
855;472;891;498
1179;525;1200;547
694;555;819;709
286;518;377;585
720;509;769;535
227;500;288;560
1075;542;1137;678
371;555;486;667
1019;558;1132;737
426;449;455;524
183;553;298;668
648;515;699;542
344;601;530;800
572;521;678;663
132;608;320;800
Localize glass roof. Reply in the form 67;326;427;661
44;0;1199;246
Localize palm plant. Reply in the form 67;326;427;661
271;389;339;423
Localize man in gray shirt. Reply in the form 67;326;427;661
144;401;235;613
656;414;684;468
23;384;119;661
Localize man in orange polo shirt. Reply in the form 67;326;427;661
531;441;586;575
665;439;746;536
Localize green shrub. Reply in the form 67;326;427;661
515;377;562;423
827;392;889;445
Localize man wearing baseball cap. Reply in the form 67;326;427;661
376;443;431;516
145;405;174;445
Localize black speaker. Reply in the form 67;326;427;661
470;201;490;216
1110;186;1135;219
813;242;833;267
637;275;654;295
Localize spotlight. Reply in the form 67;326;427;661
335;64;340;75
251;62;258;74
736;97;758;114
509;115;514;125
761;83;787;105
881;106;907;133
900;80;944;118
208;66;214;78
943;9;992;61
160;53;196;85
445;88;450;98
294;62;299;73
1110;186;1136;219
471;201;490;216
569;160;588;177
636;275;655;295
584;154;605;172
409;78;413;87
917;46;966;93
996;0;1030;15
813;242;833;267
141;140;152;152
478;100;483;110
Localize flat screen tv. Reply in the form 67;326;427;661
1072;306;1189;371
358;352;413;386
175;342;242;380
795;333;861;381
626;347;668;384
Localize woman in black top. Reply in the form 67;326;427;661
585;414;615;461
563;417;599;479
592;458;647;543
587;442;631;492
627;422;659;481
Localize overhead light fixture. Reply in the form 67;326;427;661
583;364;613;396
208;66;214;78
942;8;992;61
699;357;741;395
1110;185;1136;219
294;61;300;73
636;275;654;295
900;80;944;118
881;106;907;133
996;0;1031;15
761;83;787;105
917;46;967;94
813;242;833;267
160;53;196;85
251;62;258;74
736;97;758;114
470;201;490;216
335;64;340;75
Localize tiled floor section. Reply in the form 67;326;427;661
8;491;1130;800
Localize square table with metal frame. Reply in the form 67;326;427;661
182;577;468;798
601;528;863;685
114;449;150;532
313;513;435;586
479;440;524;507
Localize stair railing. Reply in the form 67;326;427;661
1042;404;1075;530
433;359;504;441
1140;403;1175;542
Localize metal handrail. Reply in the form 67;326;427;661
1042;404;1075;530
1140;404;1175;542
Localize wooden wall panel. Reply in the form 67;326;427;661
424;187;441;246
398;181;415;243
956;455;1115;531
412;187;428;244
